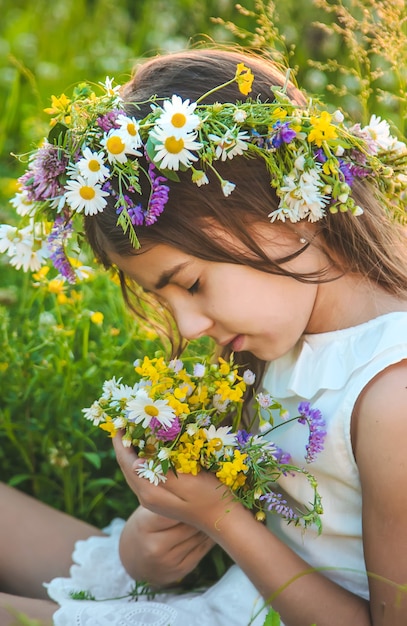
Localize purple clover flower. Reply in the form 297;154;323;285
270;121;297;148
20;143;68;202
297;401;326;463
260;491;299;522
96;109;121;132
150;416;181;442
47;216;76;283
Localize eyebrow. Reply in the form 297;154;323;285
154;262;190;290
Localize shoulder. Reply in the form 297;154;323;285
353;359;407;469
352;360;407;613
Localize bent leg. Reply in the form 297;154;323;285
0;483;104;599
0;592;56;625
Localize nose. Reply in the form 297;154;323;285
171;300;213;341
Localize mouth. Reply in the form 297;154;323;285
230;335;245;352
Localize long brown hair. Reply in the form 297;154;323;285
84;48;407;377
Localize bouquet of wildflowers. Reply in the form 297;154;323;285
83;355;325;529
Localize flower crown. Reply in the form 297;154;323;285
2;63;407;282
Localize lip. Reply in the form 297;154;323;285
230;334;245;352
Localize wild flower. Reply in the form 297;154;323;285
84;354;325;530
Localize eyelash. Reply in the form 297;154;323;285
187;279;200;295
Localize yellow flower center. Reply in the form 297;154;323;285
171;112;187;128
164;136;185;154
88;159;101;172
144;444;157;457
106;135;125;154
126;123;138;136
211;437;223;451
144;405;159;417
80;186;96;200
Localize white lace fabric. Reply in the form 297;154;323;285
46;519;267;626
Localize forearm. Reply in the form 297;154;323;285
0;592;56;625
205;503;372;626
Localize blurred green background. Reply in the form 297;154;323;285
0;0;405;530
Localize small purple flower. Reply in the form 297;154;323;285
47;216;76;283
338;161;355;186
260;491;299;522
150;416;181;442
127;204;145;226
250;129;265;148
144;163;170;225
314;148;326;164
270;121;297;148
297;401;326;463
235;429;250;448
273;445;292;465
97;109;121;132
20;143;68;202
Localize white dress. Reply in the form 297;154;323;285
46;312;407;626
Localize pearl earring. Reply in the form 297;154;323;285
299;237;307;244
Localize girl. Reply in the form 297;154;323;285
4;48;407;625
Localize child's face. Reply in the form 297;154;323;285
110;234;325;361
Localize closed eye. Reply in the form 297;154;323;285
187;279;200;295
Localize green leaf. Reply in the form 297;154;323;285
48;122;68;145
83;452;102;469
262;607;281;626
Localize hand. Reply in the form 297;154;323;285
119;506;214;587
112;434;242;535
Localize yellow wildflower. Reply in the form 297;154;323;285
44;93;72;126
90;311;104;325
218;357;231;376
216;449;248;490
48;278;66;295
308;111;338;147
99;418;117;437
235;63;254;96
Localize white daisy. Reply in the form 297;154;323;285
101;377;123;400
100;76;122;98
203;424;237;447
101;129;141;164
64;177;109;215
362;115;395;152
2;223;49;272
275;168;328;223
126;389;176;429
156;95;200;138
10;190;36;217
82;401;108;426
151;127;202;171
136;459;167;485
71;263;95;281
77;147;110;185
116;114;143;150
208;130;249;161
0;225;19;254
212;394;230;413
